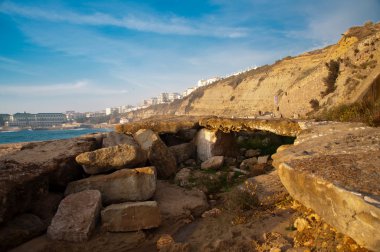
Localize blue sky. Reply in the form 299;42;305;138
0;0;379;113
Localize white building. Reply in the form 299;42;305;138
168;93;182;102
105;107;119;115
197;77;221;87
157;93;169;104
183;87;198;97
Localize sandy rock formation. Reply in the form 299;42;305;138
272;122;380;251
101;201;161;232
0;136;99;224
76;143;147;175
47;190;102;242
65;166;157;205
134;129;177;179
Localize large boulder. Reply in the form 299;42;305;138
75;143;147;175
272;122;380;251
0;136;99;224
65;167;157;205
195;129;237;162
154;180;209;230
134;129;177;179
101;201;161;232
102;132;136;147
47;190;102;242
0;214;46;251
169;142;196;164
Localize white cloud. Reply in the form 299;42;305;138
0;1;248;38
0;80;128;96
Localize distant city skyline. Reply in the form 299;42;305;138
1;0;379;114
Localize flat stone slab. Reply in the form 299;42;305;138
115;115;202;134
65;167;157;205
101;201;161;232
272;122;380;251
47;190;102;242
199;117;301;137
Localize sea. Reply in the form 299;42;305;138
0;128;112;144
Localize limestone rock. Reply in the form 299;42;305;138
169;142;196;164
102;132;136;147
174;168;192;187
201;156;224;170
76;143;147;175
0;214;46;251
239;157;258;170
154;181;209;228
257;155;269;164
201;208;222;218
196;129;237;161
134;129;177;179
115;115;200;134
65;167;157;205
272;122;380;251
47;190;102;242
0;136;98;224
240;170;288;207
101;201;161;232
199;117;301;137
157;234;175;250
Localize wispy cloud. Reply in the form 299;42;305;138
0;80;128;96
0;1;248;38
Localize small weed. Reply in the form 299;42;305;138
309;99;320;111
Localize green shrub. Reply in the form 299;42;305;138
321;60;340;97
309;99;320;111
317;101;380;126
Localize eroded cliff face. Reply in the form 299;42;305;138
126;22;380;120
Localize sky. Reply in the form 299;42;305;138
0;0;379;114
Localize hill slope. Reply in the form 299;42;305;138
126;22;380;121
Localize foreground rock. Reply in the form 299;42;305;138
201;156;224;170
154;180;209;230
196;128;237;161
134;129;177;179
0;136;98;224
76;143;147;175
101;201;161;232
47;190;102;242
65;167;157;204
241;170;288;207
0;214;46;251
272;122;380;251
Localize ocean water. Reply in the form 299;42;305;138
0;128;112;144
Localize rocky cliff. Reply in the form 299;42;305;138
125;22;380;121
